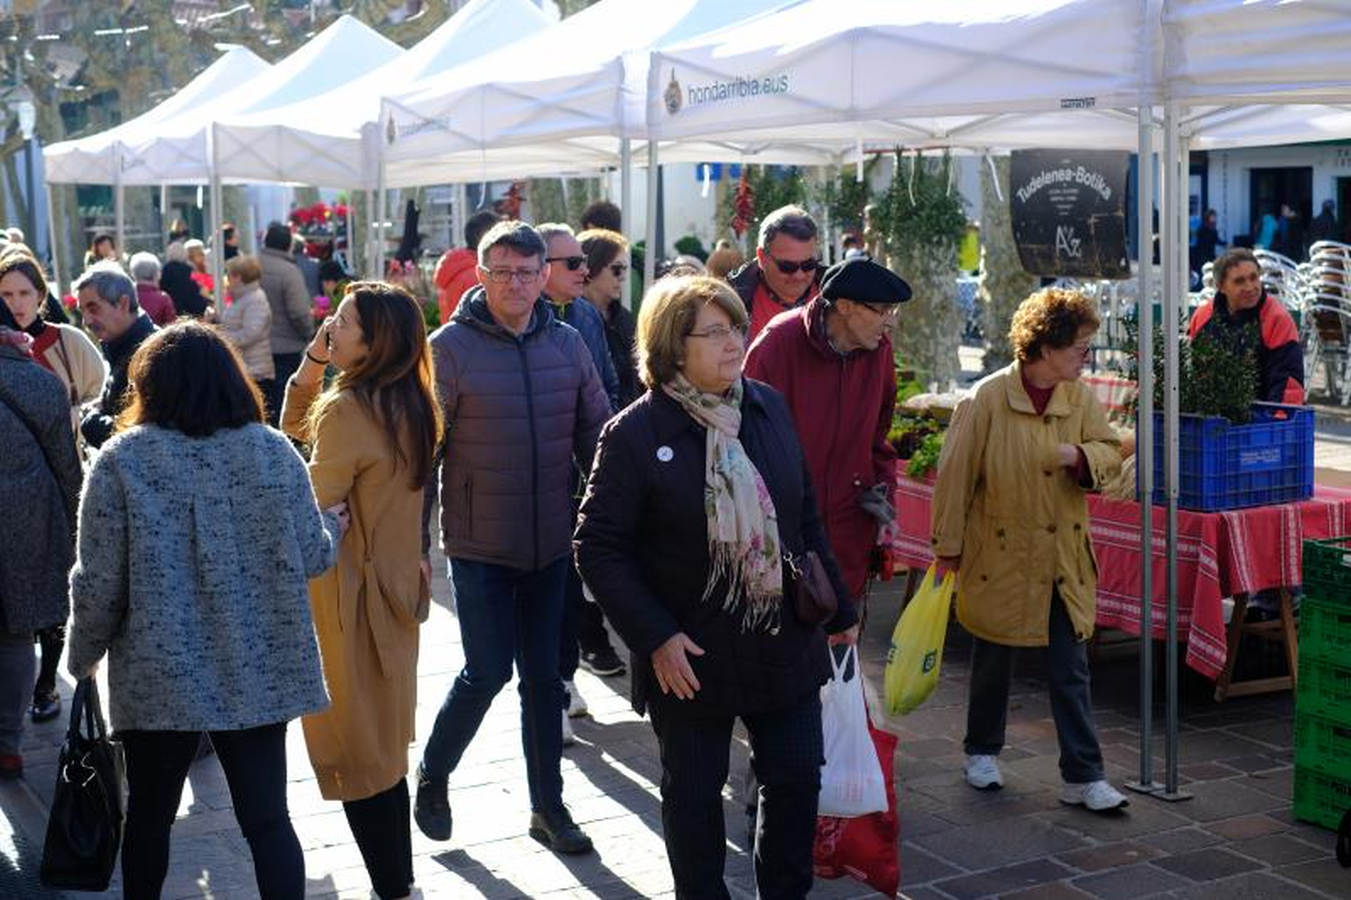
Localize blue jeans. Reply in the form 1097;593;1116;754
421;557;568;814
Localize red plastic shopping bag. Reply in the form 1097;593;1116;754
812;720;900;897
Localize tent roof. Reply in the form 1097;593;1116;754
89;15;402;186
381;0;797;166
211;0;553;187
43;46;269;185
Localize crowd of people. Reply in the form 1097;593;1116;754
0;198;1154;900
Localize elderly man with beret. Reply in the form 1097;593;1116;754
741;255;909;834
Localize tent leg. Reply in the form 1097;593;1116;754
159;184;169;251
376;165;387;278
1156;101;1191;803
114;154;125;257
364;188;375;277
44;182;61;297
208;125;224;315
1126;105;1161;798
345;194;356;272
643;141;658;303
620;138;632;309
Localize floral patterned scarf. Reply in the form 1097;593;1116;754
663;374;783;631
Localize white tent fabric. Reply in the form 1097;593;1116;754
380;0;799;169
112;16;402;186
43;47;269;185
212;0;553;188
645;0;1156;143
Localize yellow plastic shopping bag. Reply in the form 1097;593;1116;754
883;565;955;716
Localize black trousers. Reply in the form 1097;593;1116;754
559;560;616;680
34;624;64;697
963;591;1106;783
343;779;412;900
119;722;302;900
649;692;822;900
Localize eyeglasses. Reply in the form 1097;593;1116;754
546;255;586;271
480;267;542;284
860;302;901;321
687;324;748;342
766;254;820;275
608;263;629;278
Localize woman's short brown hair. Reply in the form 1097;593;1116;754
1009;288;1101;363
636;275;748;389
0;250;49;301
578;228;628;281
225;254;262;285
118;321;264;437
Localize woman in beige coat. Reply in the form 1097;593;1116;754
218;255;275;400
931;288;1127;812
282;282;442;900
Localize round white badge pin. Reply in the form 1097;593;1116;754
656;446;674;462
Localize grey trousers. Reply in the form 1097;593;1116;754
963;591;1106;784
0;632;36;755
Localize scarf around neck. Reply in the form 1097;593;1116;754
663;373;783;631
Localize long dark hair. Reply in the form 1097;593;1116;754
309;281;442;489
117;322;265;436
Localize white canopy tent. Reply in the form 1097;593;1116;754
642;0;1351;800
209;0;555;189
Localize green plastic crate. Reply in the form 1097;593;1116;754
1293;765;1351;830
1303;537;1351;601
1296;654;1351;721
1299;596;1351;665
1294;711;1351;780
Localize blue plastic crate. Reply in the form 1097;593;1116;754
1149;403;1313;511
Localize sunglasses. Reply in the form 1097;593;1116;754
546;255;586;272
766;254;821;275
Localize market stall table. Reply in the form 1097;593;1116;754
891;473;1351;699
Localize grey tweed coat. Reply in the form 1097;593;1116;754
0;344;82;636
68;422;338;732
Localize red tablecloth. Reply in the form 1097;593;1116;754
891;475;1351;680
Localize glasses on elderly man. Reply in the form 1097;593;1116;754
546;255;587;271
480;267;542;283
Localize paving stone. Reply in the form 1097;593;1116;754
1214;753;1282;774
1152;848;1264;882
935;857;1077;899
1141;827;1226;853
911;817;1089;870
1275;858;1351;897
1202;813;1287;841
901;842;964;887
1056;840;1164;872
1162;871;1334;900
1241;766;1294;800
1167;778;1287;822
1073;862;1191;899
1227;833;1327;866
1001;882;1095;899
1037;797;1194;841
1178;762;1241;782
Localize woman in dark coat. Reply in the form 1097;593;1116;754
574;275;857;900
0;302;81;779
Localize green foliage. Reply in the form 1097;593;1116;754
906;432;946;479
870;151;967;263
817;159;877;235
716;166;808;252
1121;317;1259;424
673;235;708;262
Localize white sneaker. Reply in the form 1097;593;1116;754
564;680;588;717
963;754;1003;790
561;709;576;746
1060;779;1129;811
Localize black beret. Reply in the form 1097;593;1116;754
820;257;912;305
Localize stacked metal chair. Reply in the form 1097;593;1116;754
1299;241;1351;405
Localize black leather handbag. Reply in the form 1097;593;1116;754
785;550;839;626
40;678;126;891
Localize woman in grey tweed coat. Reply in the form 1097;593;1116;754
67;322;344;900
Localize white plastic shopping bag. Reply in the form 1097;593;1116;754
818;645;887;818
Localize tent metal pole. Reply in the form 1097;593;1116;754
208;124;225;315
1126;103;1161;798
159;184;169;251
376;163;387;278
44;182;61;298
364;189;375;277
620;138;633;309
643;141;658;299
345;194;356;272
1156;101;1191;803
114;148;125;258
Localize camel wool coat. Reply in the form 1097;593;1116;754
930;362;1121;646
283;376;430;802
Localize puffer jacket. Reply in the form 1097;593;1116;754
430;287;611;571
259;248;314;354
549;296;620;412
0;344;82;635
931;362;1121;646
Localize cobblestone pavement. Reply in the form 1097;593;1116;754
5;435;1351;897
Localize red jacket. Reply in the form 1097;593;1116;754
1187;290;1305;405
434;248;480;326
744;297;897;598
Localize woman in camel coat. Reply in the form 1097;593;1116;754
282;282;442;900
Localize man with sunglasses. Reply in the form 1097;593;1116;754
539;224;619;411
728;205;823;342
